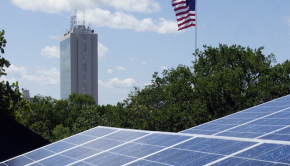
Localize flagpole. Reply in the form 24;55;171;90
195;0;197;62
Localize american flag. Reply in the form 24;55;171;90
171;0;196;31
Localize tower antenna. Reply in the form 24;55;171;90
83;10;85;27
70;10;77;30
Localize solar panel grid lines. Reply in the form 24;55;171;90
24;129;121;166
256;125;290;139
212;106;290;136
181;94;290;136
204;142;262;166
234;143;290;165
122;136;196;165
66;132;153;165
180;94;290;134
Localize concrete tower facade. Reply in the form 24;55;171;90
60;13;98;104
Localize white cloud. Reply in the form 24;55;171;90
87;8;178;34
11;0;177;34
3;64;60;85
11;0;160;13
161;66;168;70
116;66;126;71
107;69;113;74
40;46;60;59
98;42;108;58
141;61;147;65
99;77;136;89
95;0;160;13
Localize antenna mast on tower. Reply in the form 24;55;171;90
83;10;85;27
70;10;77;30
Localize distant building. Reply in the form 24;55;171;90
22;88;33;103
60;12;98;104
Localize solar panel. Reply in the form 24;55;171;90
182;95;290;140
1;95;290;165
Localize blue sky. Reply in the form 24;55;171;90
1;0;290;105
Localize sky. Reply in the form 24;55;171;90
0;0;290;105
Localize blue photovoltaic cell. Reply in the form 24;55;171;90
277;153;290;164
264;110;290;118
236;159;273;166
176;138;226;152
260;134;290;141
227;124;284;134
60;146;100;160
109;142;163;158
127;160;168;166
38;155;77;166
82;152;135;165
24;148;55;161
247;118;290;126
261;101;290;107
173;137;208;149
254;145;290;162
103;130;148;142
171;152;215;165
29;162;44;166
133;133;191;147
182;124;236;135
216;131;263;138
70;161;95;166
275;127;290;134
216;141;257;155
81;127;117;137
44;141;75;153
180;129;219;135
174;137;256;155
188;124;236;131
145;149;206;165
82;138;124;151
236;143;283;159
210;118;254;125
226;112;270;119
211;157;246;166
242;106;286;113
62;134;96;144
183;153;223;166
3;156;34;166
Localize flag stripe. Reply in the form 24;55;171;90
171;0;195;31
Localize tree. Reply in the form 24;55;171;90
123;65;209;132
0;29;31;119
192;44;288;119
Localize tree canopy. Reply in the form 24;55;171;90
5;42;290;142
0;29;30;119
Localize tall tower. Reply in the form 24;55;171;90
60;12;98;104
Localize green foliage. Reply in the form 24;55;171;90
123;65;209;132
0;30;9;77
12;44;290;143
19;93;99;142
193;44;289;119
52;124;71;141
0;29;31;119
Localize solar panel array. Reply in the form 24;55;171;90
2;95;290;166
